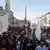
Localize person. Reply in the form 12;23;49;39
35;45;41;50
41;32;47;42
16;35;21;50
40;42;48;50
42;44;48;50
32;28;36;50
35;41;48;50
23;34;29;50
27;39;32;50
16;40;21;50
45;38;50;50
20;35;24;50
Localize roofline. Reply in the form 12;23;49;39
36;12;50;19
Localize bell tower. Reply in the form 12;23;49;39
5;0;10;11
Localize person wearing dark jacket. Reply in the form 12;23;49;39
23;34;29;50
32;28;36;50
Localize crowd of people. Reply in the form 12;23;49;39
0;27;32;50
35;27;50;50
0;26;50;50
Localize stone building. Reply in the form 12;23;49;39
0;0;17;33
36;12;50;28
0;0;31;34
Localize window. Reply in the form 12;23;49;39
49;20;50;24
44;17;47;24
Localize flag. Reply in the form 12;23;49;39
35;19;41;41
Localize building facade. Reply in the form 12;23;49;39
37;12;50;28
0;0;18;33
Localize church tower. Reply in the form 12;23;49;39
5;0;10;11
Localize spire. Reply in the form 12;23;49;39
25;6;27;24
5;0;10;11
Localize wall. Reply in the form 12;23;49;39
0;12;9;33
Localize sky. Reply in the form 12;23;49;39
0;0;50;23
